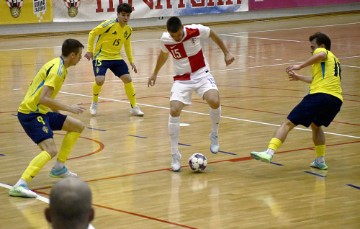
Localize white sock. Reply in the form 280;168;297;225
168;115;180;155
53;161;64;170
266;149;275;156
15;179;27;187
316;157;325;163
210;107;221;134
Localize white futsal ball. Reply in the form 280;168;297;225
188;153;207;172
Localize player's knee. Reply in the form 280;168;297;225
76;121;85;133
208;99;220;109
211;102;220;109
121;74;132;83
47;148;57;158
283;120;295;130
68;119;85;133
170;108;181;117
95;77;105;86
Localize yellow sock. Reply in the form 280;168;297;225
124;81;137;108
268;138;283;152
93;82;102;103
21;151;52;182
315;145;326;157
57;132;81;163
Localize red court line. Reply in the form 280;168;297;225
0;131;105;160
92;204;197;229
30;189;198;229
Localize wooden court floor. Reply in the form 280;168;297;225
0;12;359;228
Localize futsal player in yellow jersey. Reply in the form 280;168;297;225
251;32;343;170
9;39;86;198
84;3;144;116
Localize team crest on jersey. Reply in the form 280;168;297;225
42;126;49;134
124;31;128;38
191;38;197;44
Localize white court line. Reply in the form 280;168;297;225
60;91;360;139
222;34;303;43
0;21;358;52
0;182;95;229
61;57;359;87
228;21;360;34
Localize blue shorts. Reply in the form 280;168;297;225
18;112;67;144
288;93;342;128
92;59;129;77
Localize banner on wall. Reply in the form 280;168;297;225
53;0;248;22
249;0;359;10
0;0;52;24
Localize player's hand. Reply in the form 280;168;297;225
148;74;157;87
84;52;93;61
131;63;138;73
287;70;300;81
225;52;235;66
286;64;301;73
70;104;86;114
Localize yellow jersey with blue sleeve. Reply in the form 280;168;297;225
87;18;134;63
310;48;343;101
18;57;67;114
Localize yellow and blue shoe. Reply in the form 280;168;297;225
250;151;272;163
310;160;328;170
49;166;78;178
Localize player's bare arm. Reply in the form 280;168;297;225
286;51;326;72
39;86;85;114
130;62;138;73
286;70;312;83
84;52;93;61
209;29;235;66
148;51;169;87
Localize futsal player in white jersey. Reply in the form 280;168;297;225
148;16;235;172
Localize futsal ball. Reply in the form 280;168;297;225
188;153;207;172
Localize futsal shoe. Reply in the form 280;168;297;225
171;152;182;172
210;132;219;154
250;151;272;163
310;160;328;170
50;166;78;178
89;102;98;116
130;106;144;117
9;184;38;198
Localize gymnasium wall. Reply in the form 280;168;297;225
0;0;359;36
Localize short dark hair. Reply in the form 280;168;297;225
117;3;132;14
309;32;331;50
62;39;84;57
47;178;93;227
167;17;182;33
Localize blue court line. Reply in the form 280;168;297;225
86;126;107;131
270;162;283;166
347;184;360;190
218;150;237;155
304;170;326;178
128;135;147;139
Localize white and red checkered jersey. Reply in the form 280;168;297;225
160;24;211;81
